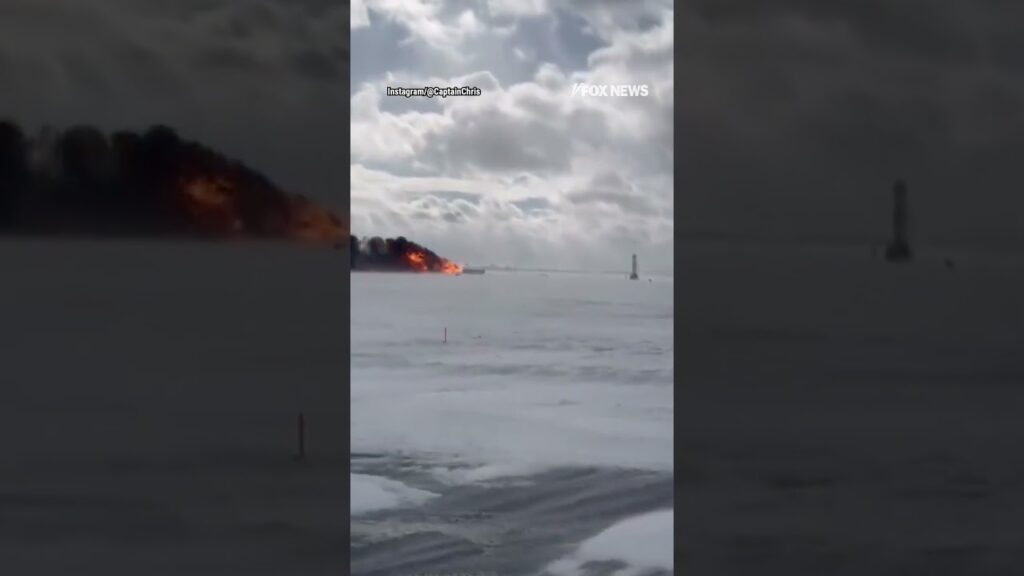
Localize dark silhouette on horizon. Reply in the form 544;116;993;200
350;234;462;274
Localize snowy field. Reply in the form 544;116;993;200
351;270;675;575
0;240;346;575
679;242;1024;574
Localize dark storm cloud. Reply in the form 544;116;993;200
0;0;348;214
682;0;1024;245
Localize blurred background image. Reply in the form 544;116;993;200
0;2;348;573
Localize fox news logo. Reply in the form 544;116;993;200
571;83;649;98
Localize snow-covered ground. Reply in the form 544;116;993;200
0;240;346;575
679;242;1024;574
351;269;675;574
543;509;674;576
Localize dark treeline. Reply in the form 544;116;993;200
0;119;342;239
350;234;460;273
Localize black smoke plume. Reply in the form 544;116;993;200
350;235;462;274
0;119;345;241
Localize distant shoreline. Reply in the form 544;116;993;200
352;267;676;278
0;232;339;245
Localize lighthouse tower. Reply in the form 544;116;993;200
885;179;912;262
630;253;639;280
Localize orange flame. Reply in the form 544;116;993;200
404;249;429;272
178;175;345;243
288;196;346;243
402;249;463;274
440;259;463;275
182;176;244;236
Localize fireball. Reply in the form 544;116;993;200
404;249;429;272
440;259;463;275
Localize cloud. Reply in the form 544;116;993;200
487;0;548;19
567;172;663;217
352;0;371;28
355;0;488;62
351;1;673;271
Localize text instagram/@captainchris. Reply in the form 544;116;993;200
386;86;482;98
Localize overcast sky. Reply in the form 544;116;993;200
0;0;348;216
350;0;674;273
8;2;1024;263
682;1;1024;249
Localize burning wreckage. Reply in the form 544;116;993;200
0;120;489;278
349;235;477;275
0;121;345;242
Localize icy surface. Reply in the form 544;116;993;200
351;474;438;515
351;269;674;574
544;509;674;576
0;240;346;575
351;270;674;473
679;243;1024;574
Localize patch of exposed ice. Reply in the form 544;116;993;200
543;509;674;576
351;474;438;515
